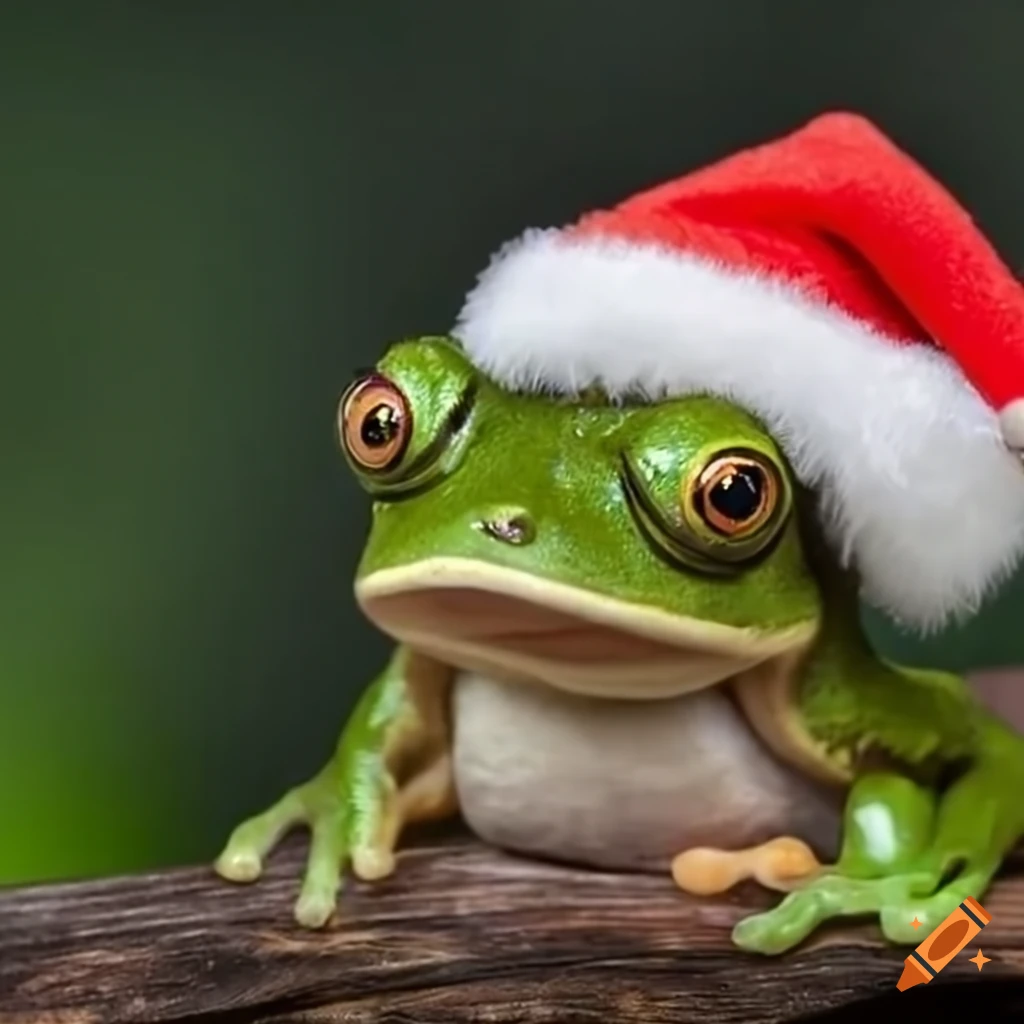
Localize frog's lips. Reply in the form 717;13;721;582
355;558;817;699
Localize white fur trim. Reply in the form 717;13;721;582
453;229;1024;630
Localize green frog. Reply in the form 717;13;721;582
215;335;1024;955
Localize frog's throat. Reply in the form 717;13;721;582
355;557;819;700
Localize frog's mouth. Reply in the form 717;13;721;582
355;557;817;699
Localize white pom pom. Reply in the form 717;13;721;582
999;399;1024;455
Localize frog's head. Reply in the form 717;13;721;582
335;115;1024;699
341;337;822;699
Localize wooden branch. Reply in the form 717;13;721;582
2;828;1024;1024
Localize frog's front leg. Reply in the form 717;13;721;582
734;722;1024;954
215;648;456;927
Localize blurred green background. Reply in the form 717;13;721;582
1;2;1022;885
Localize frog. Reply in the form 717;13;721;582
214;334;1024;955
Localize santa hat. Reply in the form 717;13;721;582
452;112;1024;630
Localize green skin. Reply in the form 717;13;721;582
217;337;1024;954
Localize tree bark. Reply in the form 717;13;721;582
1;829;1023;1023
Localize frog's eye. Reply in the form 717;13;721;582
338;373;412;472
686;452;779;538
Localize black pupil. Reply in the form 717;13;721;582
360;403;400;447
709;467;763;522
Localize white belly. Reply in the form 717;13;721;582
451;671;842;872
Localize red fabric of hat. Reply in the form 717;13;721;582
574;112;1024;421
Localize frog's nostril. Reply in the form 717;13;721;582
475;510;536;546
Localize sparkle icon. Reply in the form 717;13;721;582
910;917;922;930
968;949;991;971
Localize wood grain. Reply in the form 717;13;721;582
1;829;1023;1023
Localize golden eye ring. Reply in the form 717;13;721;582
687;453;778;538
338;374;412;472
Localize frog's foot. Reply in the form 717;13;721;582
672;836;822;896
215;751;456;928
215;767;364;928
731;860;996;955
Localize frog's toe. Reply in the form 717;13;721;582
348;781;401;882
672;847;742;896
294;888;337;928
753;837;822;891
732;882;841;955
215;820;284;883
880;901;939;944
215;786;309;884
215;846;263;883
292;811;348;928
879;865;993;945
732;900;817;955
731;911;779;954
351;847;396;881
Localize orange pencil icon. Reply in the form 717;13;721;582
897;897;992;991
